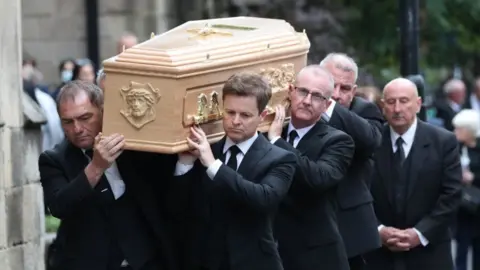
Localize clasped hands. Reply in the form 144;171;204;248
179;126;215;168
379;227;421;252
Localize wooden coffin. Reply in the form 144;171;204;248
101;16;310;154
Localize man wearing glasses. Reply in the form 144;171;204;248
268;65;355;270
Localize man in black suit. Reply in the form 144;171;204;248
434;78;466;131
366;78;462;270
169;72;296;270
267;65;355;270
319;53;383;269
39;80;175;270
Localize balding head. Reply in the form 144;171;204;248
443;78;466;105
297;65;335;98
382;77;422;135
117;33;138;54
383;78;419;98
288;65;333;128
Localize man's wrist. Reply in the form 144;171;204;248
84;163;105;186
203;156;216;168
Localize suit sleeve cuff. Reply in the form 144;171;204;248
413;228;429;246
206;159;222;180
174;162;194;176
270;136;281;144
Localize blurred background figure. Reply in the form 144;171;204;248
355;86;382;109
452;109;480;270
434;78;467;131
72;58;96;83
22;61;64;152
96;68;106;91
117;32;138;54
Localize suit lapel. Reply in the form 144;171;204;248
406;121;430;199
64;140;90;174
237;135;269;179
376;125;395;204
212;136;226;161
295;121;329;154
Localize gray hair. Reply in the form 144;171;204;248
453;109;480;137
443;78;465;94
96;68;106;86
56;80;104;110
319;53;358;82
298;65;335;99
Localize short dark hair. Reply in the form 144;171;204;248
56;80;103;110
222;71;272;112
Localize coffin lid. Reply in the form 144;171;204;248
102;16;310;78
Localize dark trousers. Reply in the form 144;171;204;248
456;222;480;270
349;255;366;270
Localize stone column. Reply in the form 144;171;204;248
0;0;46;269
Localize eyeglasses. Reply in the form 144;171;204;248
294;87;328;103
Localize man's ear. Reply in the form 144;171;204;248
260;109;268;120
326;99;332;108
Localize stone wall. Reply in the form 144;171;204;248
22;0;176;87
1;0;46;269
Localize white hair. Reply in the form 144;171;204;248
443;78;465;94
298;65;335;98
96;68;105;86
452;109;480;137
319;53;358;82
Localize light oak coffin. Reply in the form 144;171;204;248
101;17;310;154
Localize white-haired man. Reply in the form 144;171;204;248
434;78;466;131
319;53;384;270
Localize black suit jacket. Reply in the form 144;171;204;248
39;140;176;270
367;120;462;270
434;99;459;131
167;134;296;270
273;121;354;270
327;97;383;257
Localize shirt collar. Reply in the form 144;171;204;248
223;132;258;155
390;118;417;147
288;122;316;140
324;98;336;118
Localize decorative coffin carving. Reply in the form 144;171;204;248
101;17;310;154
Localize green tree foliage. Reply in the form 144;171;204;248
341;0;480;79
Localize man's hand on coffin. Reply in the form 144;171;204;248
91;133;125;170
268;105;286;140
186;126;215;168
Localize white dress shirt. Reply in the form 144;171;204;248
174;133;258;180
83;150;126;200
379;118;429;247
270;121;316;148
324;99;337;120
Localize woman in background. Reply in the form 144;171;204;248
453;109;480;270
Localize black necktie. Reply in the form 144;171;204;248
85;149;94;160
226;145;241;171
288;130;298;146
394;137;405;165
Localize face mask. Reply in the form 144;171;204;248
61;70;73;82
